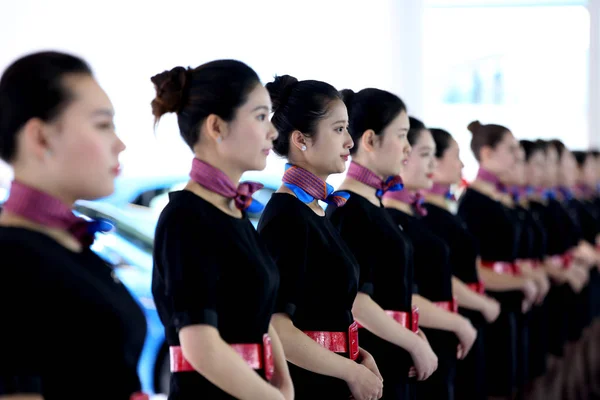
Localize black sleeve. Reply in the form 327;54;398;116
156;211;220;331
259;214;309;319
329;208;375;296
0;247;44;394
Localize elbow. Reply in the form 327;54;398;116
179;326;222;375
351;292;370;321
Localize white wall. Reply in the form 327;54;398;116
1;0;403;184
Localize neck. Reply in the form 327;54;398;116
288;159;329;182
382;197;413;215
342;177;379;203
13;173;77;206
424;192;448;210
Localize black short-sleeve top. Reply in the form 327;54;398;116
326;192;414;313
422;203;480;285
458;188;521;263
258;193;358;332
152;190;279;345
386;208;453;302
0;227;146;399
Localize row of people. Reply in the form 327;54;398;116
0;51;598;400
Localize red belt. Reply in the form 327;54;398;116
434;296;458;313
549;252;574;270
130;393;150;400
467;281;485;294
481;260;519;275
170;334;274;381
304;322;359;361
356;306;420;333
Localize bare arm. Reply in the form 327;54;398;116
452;276;500;323
267;324;293;400
179;325;284;400
352;293;438;381
352;293;421;350
271;313;357;380
271;313;382;400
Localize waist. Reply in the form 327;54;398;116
303;322;360;360
433;296;458;313
170;334;274;381
356;306;420;333
467;281;486;294
481;260;520;275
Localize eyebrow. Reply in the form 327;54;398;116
91;109;114;118
252;105;271;112
331;120;348;125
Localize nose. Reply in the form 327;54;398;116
115;133;126;154
405;142;412;156
345;130;354;150
268;122;279;142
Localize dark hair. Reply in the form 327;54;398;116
341;88;407;155
408;116;426;146
267;75;341;157
0;51;92;162
520;139;546;161
429;128;454;158
548;139;567;160
572;150;589;168
151;60;260;149
467;120;511;161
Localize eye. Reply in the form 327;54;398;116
257;114;267;121
336;126;345;133
96;122;115;130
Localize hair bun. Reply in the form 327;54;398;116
266;75;298;113
467;120;482;135
340;89;355;115
151;66;191;119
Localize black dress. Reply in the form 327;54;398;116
458;188;522;397
258;193;359;399
0;227;146;399
327;192;415;400
153;191;279;399
422;203;487;400
518;203;549;380
385;207;457;400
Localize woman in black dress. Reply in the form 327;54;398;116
457;121;539;400
0;52;147;399
327;88;445;400
257;76;383;400
423;127;502;400
151;61;293;400
380;118;481;400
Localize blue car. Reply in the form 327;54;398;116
77;171;281;394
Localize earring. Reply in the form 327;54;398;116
216;136;222;143
301;145;307;151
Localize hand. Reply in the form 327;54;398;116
481;297;501;323
454;317;477;359
408;334;438;381
533;273;550;304
521;279;538;312
345;363;383;400
358;348;383;399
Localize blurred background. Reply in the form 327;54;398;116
2;0;598;396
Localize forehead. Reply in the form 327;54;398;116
415;129;435;148
242;83;271;109
324;99;348;121
388;110;409;130
62;74;112;111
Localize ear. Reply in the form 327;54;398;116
290;130;307;151
480;145;493;163
204;114;228;143
360;129;377;153
19;118;52;161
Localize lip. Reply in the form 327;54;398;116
341;154;349;161
262;148;272;156
402;158;409;166
426;173;434;179
112;164;121;176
